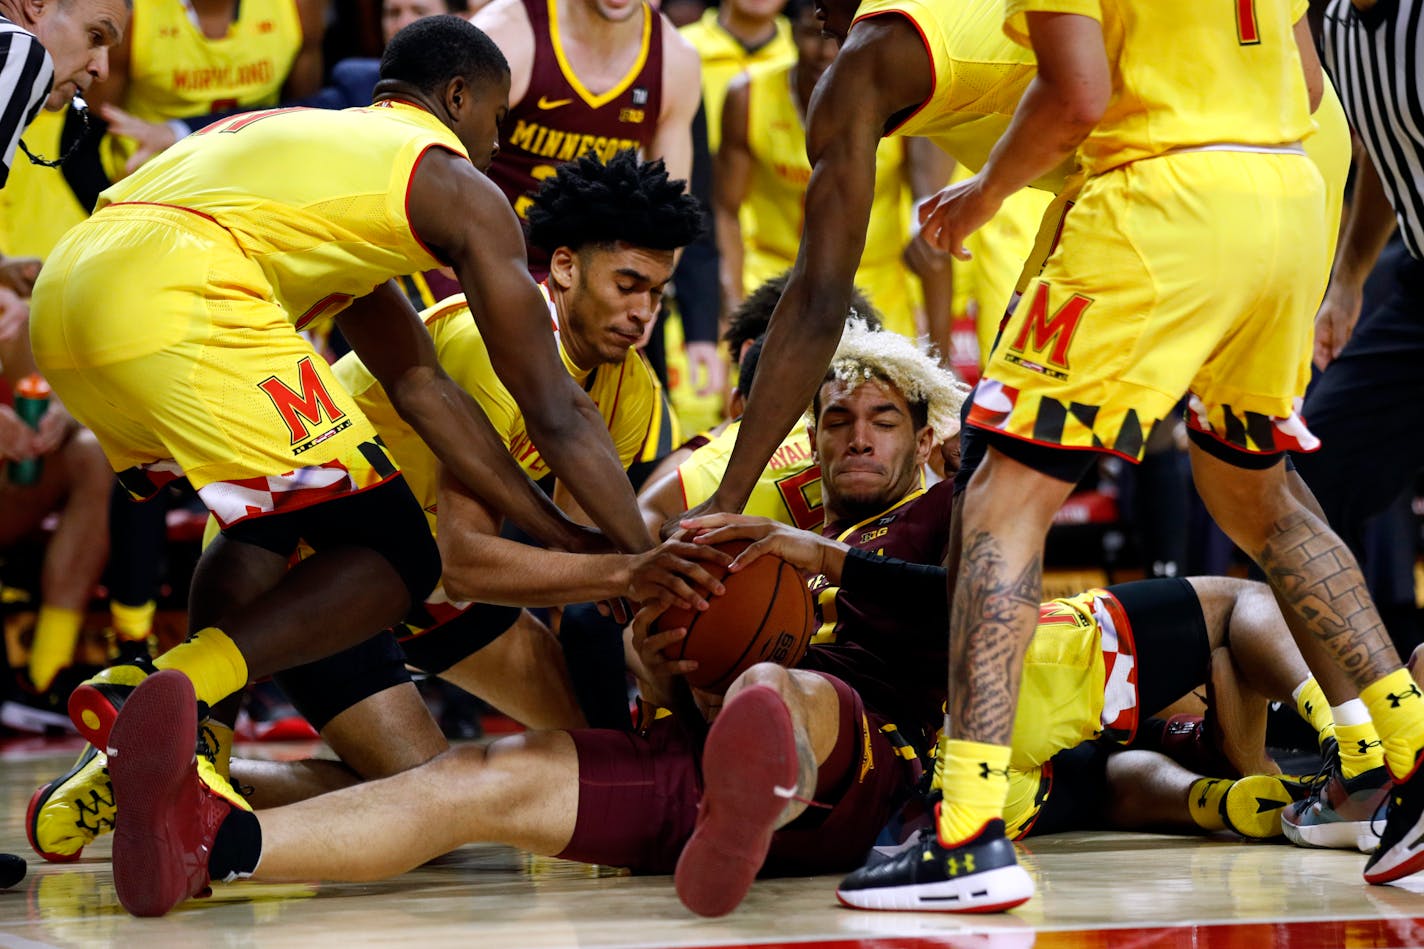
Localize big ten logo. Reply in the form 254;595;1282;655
618;108;645;124
859;526;888;544
761;629;798;664
258;356;350;453
513;164;562;219
1004;282;1093;381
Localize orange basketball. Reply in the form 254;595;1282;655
657;540;816;694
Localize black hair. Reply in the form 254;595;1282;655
783;0;816;25
526;149;705;255
736;334;766;399
380;16;508;94
723;270;882;361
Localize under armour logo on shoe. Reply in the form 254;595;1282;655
1196;779;1223;811
977;762;1009;780
945;854;977;876
1387;685;1422;708
1359;738;1384;754
1304;701;1315;718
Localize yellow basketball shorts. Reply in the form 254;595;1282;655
970;150;1327;461
30;204;396;527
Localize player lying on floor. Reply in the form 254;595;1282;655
26;150;730;861
98;324;1341;918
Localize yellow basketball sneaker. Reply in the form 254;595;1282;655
68;657;156;749
27;744;114;862
1220;774;1293;839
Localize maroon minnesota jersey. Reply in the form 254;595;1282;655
489;0;664;277
800;476;953;758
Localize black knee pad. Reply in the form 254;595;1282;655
273;630;412;733
399;601;522;675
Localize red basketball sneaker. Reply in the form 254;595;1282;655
108;670;251;917
674;684;806;917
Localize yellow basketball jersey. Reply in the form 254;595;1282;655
1005;0;1313;175
741;60;917;337
0;108;88;259
679;8;795;153
850;0;1070;193
676;417;824;530
126;0;301;122
333;290;659;531
97;101;466;328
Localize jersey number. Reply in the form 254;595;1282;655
1235;0;1261;45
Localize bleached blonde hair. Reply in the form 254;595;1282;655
822;320;969;440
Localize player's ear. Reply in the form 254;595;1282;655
444;76;468;116
914;424;934;467
22;0;48;22
549;246;576;291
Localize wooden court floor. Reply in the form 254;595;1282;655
4;738;1424;949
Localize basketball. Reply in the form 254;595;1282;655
657;540;816;694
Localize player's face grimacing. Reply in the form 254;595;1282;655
554;241;674;369
812;378;932;517
448;73;512;172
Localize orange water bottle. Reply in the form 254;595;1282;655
8;373;51;486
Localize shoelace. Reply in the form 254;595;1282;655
195;723;254;799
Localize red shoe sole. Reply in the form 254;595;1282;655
674;685;799;917
109;670;200;917
25;783;81;864
68;684;122;750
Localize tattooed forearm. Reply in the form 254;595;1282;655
949;530;1042;745
1258;509;1397;687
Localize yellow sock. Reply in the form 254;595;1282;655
27;605;83;692
153;627;248;707
1187;778;1230;831
199;721;235;780
1360;668;1424;781
110;600;156;643
1335;720;1386;779
1293;677;1335;749
936;738;1012;846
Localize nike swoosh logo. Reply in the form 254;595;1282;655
537;96;573;110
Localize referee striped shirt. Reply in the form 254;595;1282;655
0;16;53;188
1322;0;1424;260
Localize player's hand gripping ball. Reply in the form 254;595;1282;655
657;540;815;693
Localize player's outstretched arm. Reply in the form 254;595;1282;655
436;469;729;608
693;19;932;525
335;281;592;552
680;512;849;582
408;149;656;554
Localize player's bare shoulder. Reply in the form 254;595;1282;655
472;0;536;105
660;13;703;120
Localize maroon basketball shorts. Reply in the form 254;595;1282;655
557;673;919;874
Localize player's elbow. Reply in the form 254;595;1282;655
1059;84;1108;135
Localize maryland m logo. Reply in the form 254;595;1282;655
1006;283;1093;379
259;357;347;447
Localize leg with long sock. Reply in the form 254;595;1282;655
840;446;1075;912
1189;447;1417;875
71;478;440;750
27;432;112;691
1105;749;1291;839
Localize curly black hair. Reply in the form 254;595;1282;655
381;16;508;95
525;149;705;255
723;270;882;361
